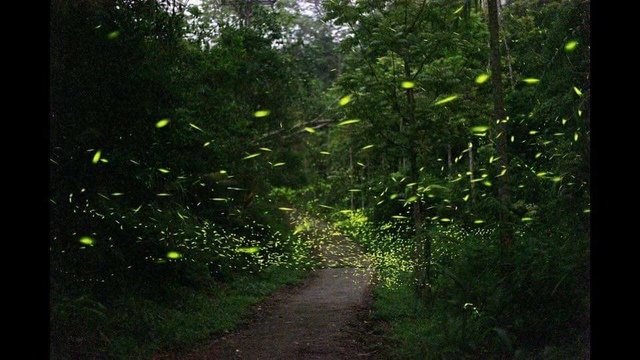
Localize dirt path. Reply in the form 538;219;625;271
179;220;375;359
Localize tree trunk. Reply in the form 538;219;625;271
487;0;513;247
403;56;430;301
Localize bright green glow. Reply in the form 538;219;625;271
111;192;124;196
471;125;489;133
406;196;418;202
573;86;583;96
522;78;540;84
100;158;108;163
254;110;271;118
401;81;415;89
348;189;361;192
463;194;470;201
212;198;227;201
303;127;316;133
320;151;331;155
156;119;170;128
473;220;485;224
483;180;492;186
79;236;95;246
260;147;272;152
529;130;539;135
338;95;352;106
338;119;361;126
564;40;578;52
273;162;285;167
440;218;451;222
574;132;579;141
107;31;120;39
551;176;563;182
536;172;547;177
521;217;533;222
236;247;259;254
189;123;204;132
242;153;261;160
158;168;170;173
278;207;295;211
166;251;182;259
92;150;102;164
434;95;458;106
156;193;171;196
453;5;464;14
361;144;374;150
392;215;408;219
475;73;490;84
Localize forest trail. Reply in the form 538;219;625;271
176;220;376;359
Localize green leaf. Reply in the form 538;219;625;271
304;127;316;133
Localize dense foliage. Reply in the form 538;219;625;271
50;0;589;358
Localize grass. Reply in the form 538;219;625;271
51;266;309;359
370;275;434;360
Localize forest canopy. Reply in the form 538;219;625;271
50;0;589;358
